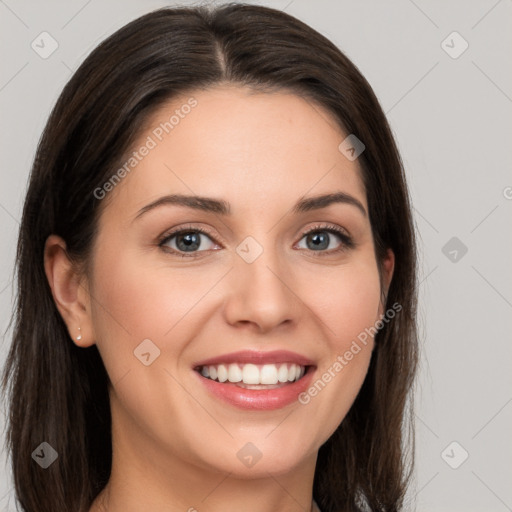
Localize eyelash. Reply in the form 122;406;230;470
158;223;355;258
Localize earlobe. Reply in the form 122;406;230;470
43;234;95;347
377;248;395;319
382;248;395;296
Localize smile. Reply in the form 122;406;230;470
193;350;316;410
197;362;306;387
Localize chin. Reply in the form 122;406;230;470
194;433;316;478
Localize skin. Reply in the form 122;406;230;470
44;85;394;512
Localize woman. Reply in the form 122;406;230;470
1;3;418;511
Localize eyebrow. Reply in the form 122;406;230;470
134;191;367;221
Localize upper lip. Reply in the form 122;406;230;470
193;350;315;368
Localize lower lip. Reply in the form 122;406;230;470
195;367;315;410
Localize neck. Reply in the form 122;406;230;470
91;463;317;512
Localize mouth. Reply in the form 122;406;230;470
192;350;316;410
194;362;309;389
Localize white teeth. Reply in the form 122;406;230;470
277;363;289;383
260;364;278;385
199;362;306;385
217;364;228;382
242;364;260;384
228;363;242;383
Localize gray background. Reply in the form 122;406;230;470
1;0;511;510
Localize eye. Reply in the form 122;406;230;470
159;226;219;257
296;224;354;255
158;223;354;258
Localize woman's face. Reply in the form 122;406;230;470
85;85;393;477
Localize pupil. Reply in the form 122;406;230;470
309;232;328;250
177;232;200;251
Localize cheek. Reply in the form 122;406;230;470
277;258;383;450
88;244;193;369
92;234;192;324
302;259;382;346
298;272;380;434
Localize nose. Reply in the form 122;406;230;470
222;244;301;334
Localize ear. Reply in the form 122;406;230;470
378;248;395;316
43;234;95;347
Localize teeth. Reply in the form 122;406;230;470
228;363;242;383
277;364;289;383
242;364;260;384
199;362;306;384
260;364;278;385
217;364;228;383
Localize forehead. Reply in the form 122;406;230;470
102;85;367;220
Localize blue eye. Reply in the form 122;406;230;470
158;223;354;258
296;224;355;254
159;227;218;256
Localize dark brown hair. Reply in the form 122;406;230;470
1;3;418;511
